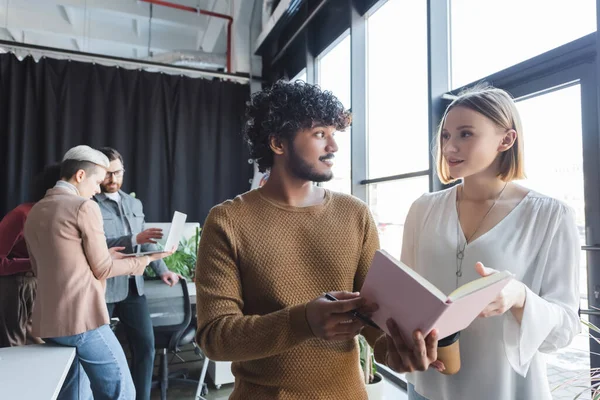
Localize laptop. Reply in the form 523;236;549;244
124;211;187;257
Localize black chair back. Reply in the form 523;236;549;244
145;277;192;351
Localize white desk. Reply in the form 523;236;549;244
187;281;196;298
0;344;75;400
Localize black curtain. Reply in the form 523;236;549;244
0;53;252;224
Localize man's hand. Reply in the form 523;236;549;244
305;291;376;341
136;228;163;245
108;246;126;260
160;271;180;287
385;319;445;373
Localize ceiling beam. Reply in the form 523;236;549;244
200;0;229;52
0;28;13;41
1;6;200;52
195;0;218;50
55;0;207;30
58;5;82;29
58;5;72;25
7;29;23;43
132;19;141;37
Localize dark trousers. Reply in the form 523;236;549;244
107;279;155;400
0;275;40;347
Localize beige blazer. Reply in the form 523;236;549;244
24;187;150;338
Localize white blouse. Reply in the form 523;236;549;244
402;186;581;400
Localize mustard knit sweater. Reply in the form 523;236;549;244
195;189;386;399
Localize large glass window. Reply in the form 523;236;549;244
450;0;596;89
513;85;590;396
367;0;429;179
366;0;429;261
368;176;429;260
317;34;352;194
282;0;600;394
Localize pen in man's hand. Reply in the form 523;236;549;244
324;292;380;330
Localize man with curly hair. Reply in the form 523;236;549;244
195;81;385;399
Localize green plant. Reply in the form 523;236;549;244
145;227;201;280
359;334;377;384
551;311;600;400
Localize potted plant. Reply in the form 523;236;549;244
145;226;201;281
551;312;600;399
359;335;384;399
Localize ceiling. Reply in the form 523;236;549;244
0;0;238;69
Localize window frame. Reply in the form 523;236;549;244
272;0;600;380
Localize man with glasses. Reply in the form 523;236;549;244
94;147;179;400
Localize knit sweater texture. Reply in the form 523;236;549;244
195;188;385;399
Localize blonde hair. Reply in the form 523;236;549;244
435;85;525;184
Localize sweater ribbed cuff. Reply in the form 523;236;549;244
289;304;315;342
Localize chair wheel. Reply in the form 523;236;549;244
215;384;221;390
201;383;208;396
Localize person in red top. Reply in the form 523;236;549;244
0;164;61;347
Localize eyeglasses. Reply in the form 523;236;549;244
105;169;125;179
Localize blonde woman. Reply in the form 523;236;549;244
381;87;581;399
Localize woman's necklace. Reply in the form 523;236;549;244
455;182;508;287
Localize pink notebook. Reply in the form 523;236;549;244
360;250;512;341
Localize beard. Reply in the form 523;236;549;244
101;181;121;193
287;142;334;183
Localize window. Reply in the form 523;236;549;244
513;85;590;387
317;33;352;194
292;68;307;82
367;0;429;179
368;176;429;260
275;0;600;391
450;0;596;89
366;0;429;261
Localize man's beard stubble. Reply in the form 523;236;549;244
287;142;334;183
101;181;121;193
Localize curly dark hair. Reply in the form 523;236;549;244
243;80;352;172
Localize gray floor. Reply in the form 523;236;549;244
151;380;408;400
546;349;593;399
546;328;595;400
148;344;408;399
151;377;407;400
148;341;594;399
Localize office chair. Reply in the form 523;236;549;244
145;278;209;400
